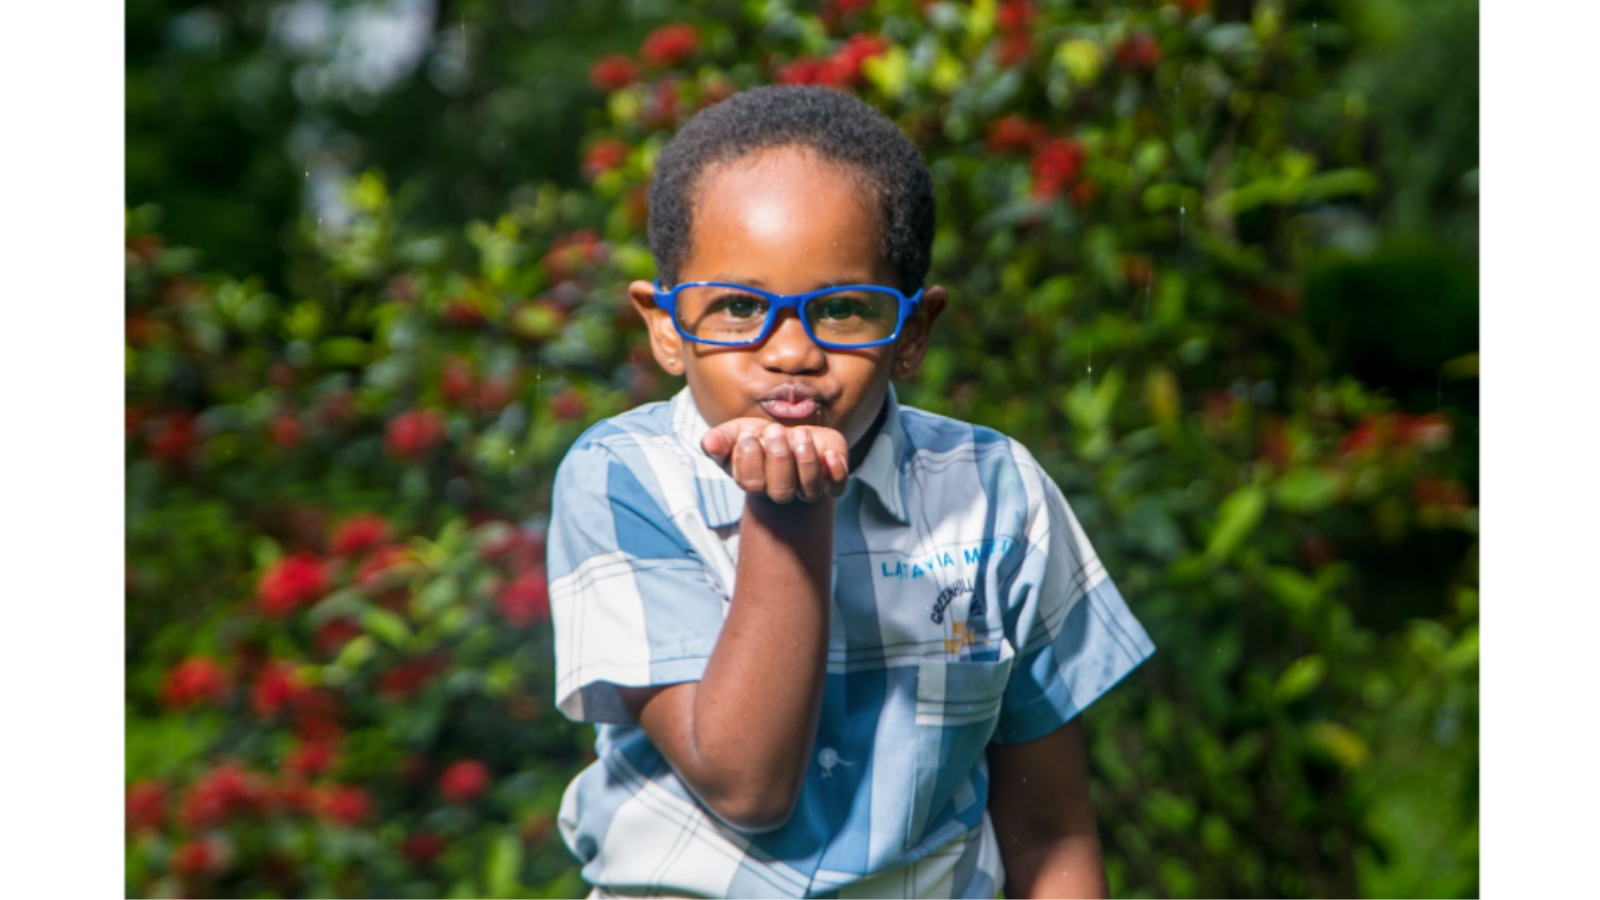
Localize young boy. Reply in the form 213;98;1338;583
548;86;1155;899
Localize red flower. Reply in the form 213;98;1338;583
479;525;547;574
315;618;363;656
268;411;303;449
986;115;1042;154
251;661;306;719
356;543;417;593
126;780;167;833
290;688;345;741
286;739;339;779
543;231;605;282
550;387;588;422
584;139;631;180
829;33;890;86
644;78;681;128
313;783;372;825
1114;32;1162;73
181;763;270;829
442;297;486;329
439;760;491;803
170;838;229;877
1399;413;1452;451
590;53;640;92
996;32;1032;68
330;513;391;558
1030;137;1087;198
150;412;199;463
257;552;329;616
441;356;476;407
160;657;231;710
497;572;551;626
641;23;699;67
378;655;449;699
385;408;446;460
776;57;826;86
997;0;1038;32
476;374;518;414
1338;413;1393;458
402;831;448;865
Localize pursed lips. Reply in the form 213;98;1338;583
756;383;825;421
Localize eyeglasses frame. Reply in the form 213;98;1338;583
652;280;924;350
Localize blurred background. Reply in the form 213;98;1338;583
124;0;1479;897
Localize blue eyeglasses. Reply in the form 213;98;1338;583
653;280;923;349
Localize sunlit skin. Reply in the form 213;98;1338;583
618;145;1106;898
630;145;946;499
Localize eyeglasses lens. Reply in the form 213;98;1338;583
674;287;898;347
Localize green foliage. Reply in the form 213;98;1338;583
126;1;1478;897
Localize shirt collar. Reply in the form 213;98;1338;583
669;386;911;529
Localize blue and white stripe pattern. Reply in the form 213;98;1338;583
549;386;1155;898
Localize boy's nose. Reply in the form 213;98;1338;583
758;310;825;373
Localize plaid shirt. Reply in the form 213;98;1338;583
549;387;1155;898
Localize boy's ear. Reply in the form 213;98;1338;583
893;285;947;378
628;280;686;376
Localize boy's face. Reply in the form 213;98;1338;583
630;146;946;451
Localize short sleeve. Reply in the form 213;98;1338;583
547;439;728;725
991;461;1156;744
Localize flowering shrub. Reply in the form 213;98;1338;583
127;1;1478;897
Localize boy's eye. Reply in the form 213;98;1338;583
810;292;888;322
712;294;766;319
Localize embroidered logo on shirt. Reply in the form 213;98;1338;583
877;538;1016;581
943;621;986;655
930;578;982;624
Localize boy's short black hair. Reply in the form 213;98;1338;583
648;85;935;292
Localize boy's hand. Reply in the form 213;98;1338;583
702;418;849;503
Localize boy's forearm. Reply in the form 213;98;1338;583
1004;834;1108;899
680;493;833;829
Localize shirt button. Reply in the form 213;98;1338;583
818;747;839;769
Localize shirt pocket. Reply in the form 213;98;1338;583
906;639;1016;849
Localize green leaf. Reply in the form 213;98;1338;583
1444;625;1479;671
362;607;412;649
1273;655;1326;703
316;336;369;367
484;832;524;898
862;45;911;99
1306;721;1369;770
334;634;377;671
1297;169;1379;204
1260;566;1320;615
1205;485;1266;561
1273;467;1342;513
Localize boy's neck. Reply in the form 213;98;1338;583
848;398;889;472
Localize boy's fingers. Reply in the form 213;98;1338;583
762;424;798;503
732;428;766;492
702;427;734;459
789;428;823;502
823;449;849;496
